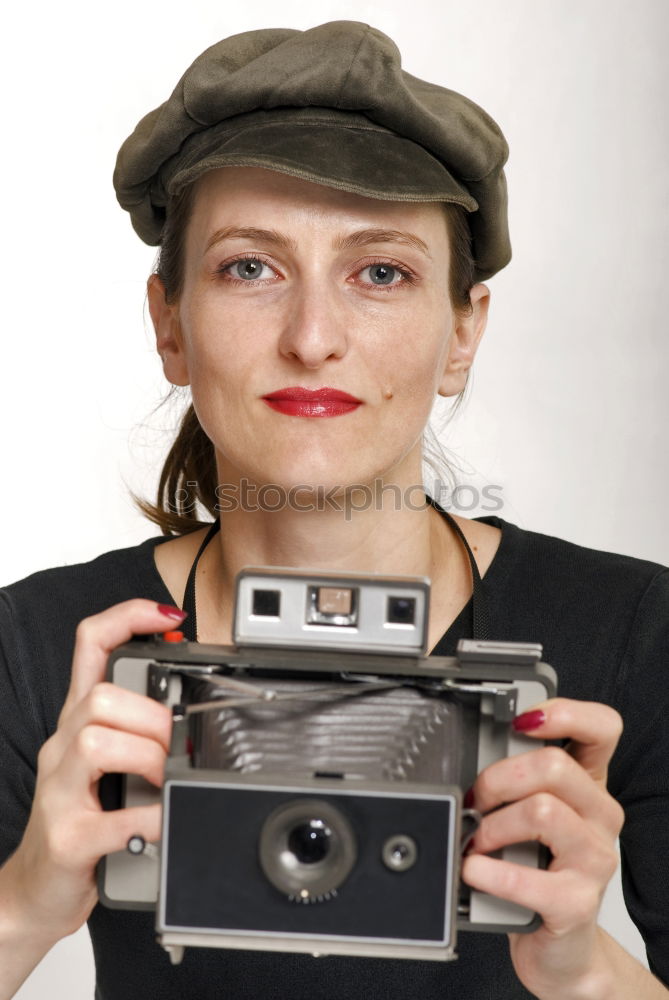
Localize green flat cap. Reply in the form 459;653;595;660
114;21;511;281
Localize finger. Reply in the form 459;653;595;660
46;725;167;802
471;745;625;837
462;855;607;935
97;802;163;859
61;600;186;718
468;793;620;883
43;804;164;872
45;684;172;774
511;698;623;783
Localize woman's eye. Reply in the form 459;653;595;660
358;264;403;287
224;258;276;281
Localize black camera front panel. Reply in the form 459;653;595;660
159;778;458;953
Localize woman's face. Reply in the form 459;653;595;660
151;167;488;498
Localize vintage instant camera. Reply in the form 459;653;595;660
99;568;556;965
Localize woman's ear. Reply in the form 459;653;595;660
438;283;490;397
147;273;190;387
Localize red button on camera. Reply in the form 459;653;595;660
163;630;185;643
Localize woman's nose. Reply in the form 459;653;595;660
277;282;348;369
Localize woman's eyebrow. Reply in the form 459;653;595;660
334;229;432;258
205;226;298;252
204;225;431;258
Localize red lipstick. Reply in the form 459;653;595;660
262;386;362;417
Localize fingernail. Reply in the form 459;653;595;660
157;603;187;621
512;709;546;732
464;787;475;808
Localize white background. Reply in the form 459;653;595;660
5;0;668;996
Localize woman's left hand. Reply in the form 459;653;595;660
462;697;625;999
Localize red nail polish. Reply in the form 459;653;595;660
464;787;475;808
512;709;546;732
157;603;187;621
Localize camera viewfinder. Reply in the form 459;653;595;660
387;596;416;626
252;589;281;617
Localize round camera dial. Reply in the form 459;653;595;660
382;834;418;872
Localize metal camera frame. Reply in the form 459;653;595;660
98;568;557;964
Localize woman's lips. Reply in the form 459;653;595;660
262;386;363;418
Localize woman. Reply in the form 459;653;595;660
1;21;668;1000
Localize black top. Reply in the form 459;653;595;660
1;517;668;998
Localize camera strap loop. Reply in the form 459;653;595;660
180;500;489;642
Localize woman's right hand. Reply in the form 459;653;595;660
0;600;184;986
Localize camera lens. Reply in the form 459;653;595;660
288;820;332;864
259;798;357;900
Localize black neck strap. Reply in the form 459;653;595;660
181;519;221;642
180;500;489;643
427;496;490;641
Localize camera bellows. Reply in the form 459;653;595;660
190;679;463;784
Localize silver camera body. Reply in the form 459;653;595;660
99;568;556;965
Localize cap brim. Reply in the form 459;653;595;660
166;115;478;211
